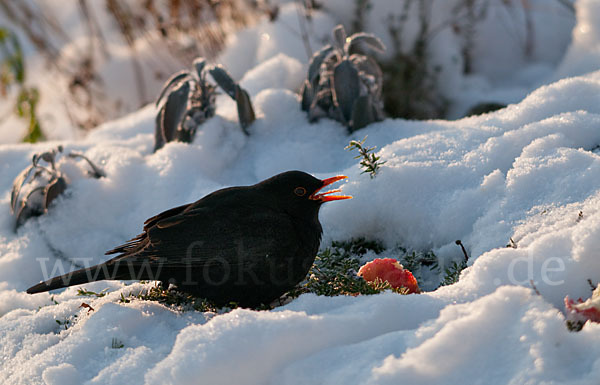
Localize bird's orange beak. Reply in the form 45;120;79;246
309;175;352;202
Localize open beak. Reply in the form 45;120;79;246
309;175;353;202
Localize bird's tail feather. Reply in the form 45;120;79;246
27;264;116;294
27;258;170;294
27;262;128;294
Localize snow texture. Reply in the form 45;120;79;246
1;0;600;384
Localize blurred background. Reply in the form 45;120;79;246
0;0;575;143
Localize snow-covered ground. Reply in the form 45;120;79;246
2;0;600;384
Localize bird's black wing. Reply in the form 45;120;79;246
104;203;191;256
107;203;300;270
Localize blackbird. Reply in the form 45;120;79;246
27;171;351;306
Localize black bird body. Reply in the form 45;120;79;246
27;171;350;307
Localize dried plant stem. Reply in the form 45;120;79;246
295;0;313;59
106;0;148;106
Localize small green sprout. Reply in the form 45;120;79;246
345;136;386;178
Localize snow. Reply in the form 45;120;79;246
218;4;336;79
554;0;600;80
276;287;600;385
2;0;600;384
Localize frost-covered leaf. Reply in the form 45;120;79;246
351;94;374;132
345;32;386;55
156;81;190;149
208;65;255;134
15;201;35;229
155;71;191;107
10;165;34;214
333;59;360;123
44;176;67;210
309;90;330;122
313;88;333;109
192;58;207;78
332;24;347;51
235;86;255;135
350;54;383;91
68;152;105;178
300;81;312;112
39;151;56;165
301;24;385;131
209;65;237;99
307;45;334;85
154;110;167;152
16;185;45;227
154;57;221;150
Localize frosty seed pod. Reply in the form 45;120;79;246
300;24;386;133
10;146;105;230
154;58;255;152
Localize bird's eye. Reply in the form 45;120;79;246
294;187;307;196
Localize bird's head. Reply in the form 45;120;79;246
257;170;352;218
